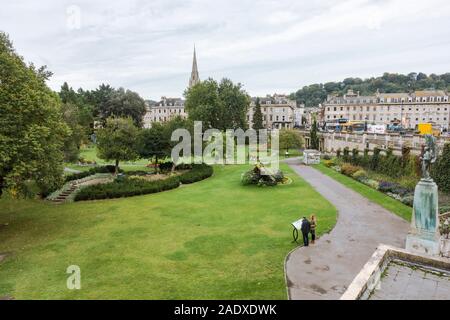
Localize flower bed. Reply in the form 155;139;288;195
241;163;286;187
74;164;213;201
330;162;415;206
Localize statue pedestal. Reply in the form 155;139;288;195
405;179;440;256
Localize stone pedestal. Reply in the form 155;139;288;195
406;179;440;256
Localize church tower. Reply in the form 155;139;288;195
188;46;200;88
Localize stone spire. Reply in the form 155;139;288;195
188;46;200;88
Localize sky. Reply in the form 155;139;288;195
2;0;450;100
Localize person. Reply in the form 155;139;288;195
300;217;311;246
310;215;317;244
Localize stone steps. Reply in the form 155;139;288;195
49;184;78;204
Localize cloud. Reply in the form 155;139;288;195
1;0;450;99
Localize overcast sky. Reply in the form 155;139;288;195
2;0;450;100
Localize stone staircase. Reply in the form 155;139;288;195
50;183;78;204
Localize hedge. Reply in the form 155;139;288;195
65;165;122;183
74;164;213;201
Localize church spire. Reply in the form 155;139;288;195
189;46;200;88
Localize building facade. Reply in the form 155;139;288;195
324;89;450;131
246;94;303;129
143;97;187;128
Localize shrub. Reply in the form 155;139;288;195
340;163;361;177
322;154;332;160
178;164;213;184
74;164;212;201
241;170;259;185
352;169;368;181
273;170;284;182
440;205;450;214
363;179;379;190
432;143;450;192
159;161;174;172
75;176;181;201
324;159;335;168
241;163;284;187
401;194;414;207
65;166;122;183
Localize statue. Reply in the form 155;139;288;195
420;135;437;180
406;134;440;256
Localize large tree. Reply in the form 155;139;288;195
279;129;303;153
138;116;193;172
138;123;170;173
96;117;139;174
252;97;264;130
185;78;250;130
59;82;94;161
96;88;146;127
0;32;69;197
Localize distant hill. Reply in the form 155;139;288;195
290;72;450;108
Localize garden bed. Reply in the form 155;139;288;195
74;164;213;201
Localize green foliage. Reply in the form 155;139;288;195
178;164;213;184
240;163;284;187
279;129;303;152
292;72;450;108
252;98;264;130
96;88;147;127
74;164;213;201
352;169;368;181
432;143;450;192
310;119;319;150
184;78;250;130
96;117;140;174
340;163;361;176
64;165;122;183
0;32;69;197
75;175;181;201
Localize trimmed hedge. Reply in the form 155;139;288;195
74;164;213;201
178;164;213;184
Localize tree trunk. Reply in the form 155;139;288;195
155;156;158;174
115;159;119;175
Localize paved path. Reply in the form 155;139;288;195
284;159;409;300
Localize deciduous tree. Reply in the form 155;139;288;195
97;117;139;174
0;32;69;197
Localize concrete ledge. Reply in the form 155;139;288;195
340;244;450;300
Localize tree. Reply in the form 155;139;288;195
185;78;250;130
432;143;450;192
310;119;320;150
96;117;139;174
138;123;170;173
279;129;303;153
252;98;264;130
0;32;69;197
59;82;95;161
96;88;146;127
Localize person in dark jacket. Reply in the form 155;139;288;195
301;217;311;246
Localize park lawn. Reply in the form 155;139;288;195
314;163;411;221
0;163;336;300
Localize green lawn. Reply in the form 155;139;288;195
314;163;411;221
66;145;154;173
0;163;336;299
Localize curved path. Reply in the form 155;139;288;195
284;159;409;300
